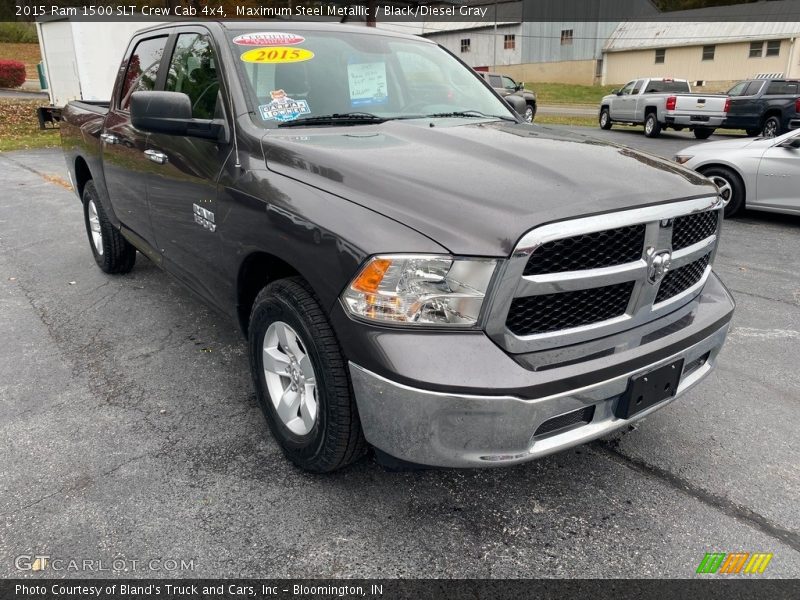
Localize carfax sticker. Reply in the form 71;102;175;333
233;32;305;46
258;89;311;122
240;47;314;64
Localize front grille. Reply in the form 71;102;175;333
523;224;645;276
534;406;595;437
655;253;710;303
672;210;718;251
506;281;634;335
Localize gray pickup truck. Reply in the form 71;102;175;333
60;22;734;472
476;71;537;122
600;78;729;139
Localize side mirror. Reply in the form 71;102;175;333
515;82;525;91
130;91;227;142
615;90;622;96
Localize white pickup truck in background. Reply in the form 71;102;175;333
599;78;729;139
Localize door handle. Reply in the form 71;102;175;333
100;132;119;144
144;149;168;165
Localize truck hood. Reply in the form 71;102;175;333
263;120;714;256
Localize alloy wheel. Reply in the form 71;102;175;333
87;200;103;256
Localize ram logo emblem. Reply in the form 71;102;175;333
646;247;672;284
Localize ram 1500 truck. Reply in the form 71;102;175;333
599;78;729;139
722;78;800;137
61;22;735;472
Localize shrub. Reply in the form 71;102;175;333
0;60;26;88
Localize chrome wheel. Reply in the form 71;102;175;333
709;175;733;207
523;105;534;123
262;321;318;436
645;117;654;135
762;118;779;138
87;200;103;256
600;111;609;127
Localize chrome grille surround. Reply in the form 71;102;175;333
484;196;724;354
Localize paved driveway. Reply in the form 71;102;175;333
1;141;798;578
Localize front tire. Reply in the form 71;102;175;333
700;166;745;218
523;103;535;123
599;108;612;130
82;181;136;274
248;277;366;473
644;112;661;137
762;115;782;138
693;127;714;140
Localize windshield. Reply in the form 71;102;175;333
227;29;516;127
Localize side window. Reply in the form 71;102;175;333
488;75;503;88
766;81;784;95
501;76;517;90
727;81;749;96
119;36;168;111
744;81;764;95
632;79;644;94
619;81;635;96
165;33;221;120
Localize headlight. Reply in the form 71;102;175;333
342;254;497;327
674;155;693;164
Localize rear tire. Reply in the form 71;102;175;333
644;112;661;137
599;108;612;130
82;181;136;274
248;277;367;473
693;127;714;140
700;166;745;218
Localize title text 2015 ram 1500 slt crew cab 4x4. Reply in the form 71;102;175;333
599;78;729;139
61;22;735;472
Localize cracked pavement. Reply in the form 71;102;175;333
1;139;798;578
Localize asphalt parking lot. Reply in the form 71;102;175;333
1;127;799;579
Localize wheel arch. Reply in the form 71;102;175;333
236;251;303;337
695;161;748;203
74;156;93;198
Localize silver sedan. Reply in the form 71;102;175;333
675;128;800;217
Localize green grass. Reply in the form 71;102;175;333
0;99;60;152
529;82;619;106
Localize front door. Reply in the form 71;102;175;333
755;133;800;211
102;34;170;248
144;29;232;307
611;80;637;120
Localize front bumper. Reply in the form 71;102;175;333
347;274;734;468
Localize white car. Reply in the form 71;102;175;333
676;129;800;217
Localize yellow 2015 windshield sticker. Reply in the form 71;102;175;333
240;47;314;64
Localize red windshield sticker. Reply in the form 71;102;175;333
233;32;305;47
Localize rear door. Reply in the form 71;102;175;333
144;28;232;306
726;80;764;129
102;33;170;249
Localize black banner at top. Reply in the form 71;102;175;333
3;0;800;22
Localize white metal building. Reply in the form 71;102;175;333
602;21;800;88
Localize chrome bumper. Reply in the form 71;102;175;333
350;323;729;468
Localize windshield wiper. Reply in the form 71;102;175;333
277;112;387;127
423;110;518;123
